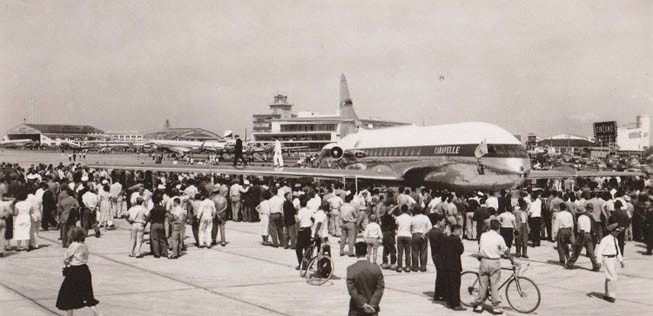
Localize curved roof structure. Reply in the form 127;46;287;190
25;124;103;134
144;128;222;141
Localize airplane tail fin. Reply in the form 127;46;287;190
339;74;361;137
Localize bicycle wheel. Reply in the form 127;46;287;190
306;256;334;286
460;271;481;307
505;276;541;313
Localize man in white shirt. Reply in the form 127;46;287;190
527;192;543;246
595;223;625;303
295;199;314;270
307;191;321;212
339;195;358;257
566;205;600;271
473;219;517;315
82;188;101;238
363;214;382;264
555;203;575;265
109;180;123;218
410;207;431;272
327;192;344;237
486;192;499;211
127;198;147;257
273;139;284;169
395;205;413;273
268;190;285;247
197;195;216;248
229;180;249;222
397;189;416;209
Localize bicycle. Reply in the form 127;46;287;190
460;263;541;314
299;239;334;286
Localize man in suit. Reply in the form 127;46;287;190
57;189;79;247
232;135;248;167
346;241;385;316
440;224;466;311
427;213;446;301
41;183;58;231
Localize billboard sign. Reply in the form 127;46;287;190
593;121;617;145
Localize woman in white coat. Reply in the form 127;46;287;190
256;190;272;245
13;191;32;251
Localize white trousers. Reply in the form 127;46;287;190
603;256;619;298
198;220;213;246
273;153;283;167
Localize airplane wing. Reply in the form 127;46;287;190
528;169;646;180
88;163;401;181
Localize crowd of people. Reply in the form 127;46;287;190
1;160;653;314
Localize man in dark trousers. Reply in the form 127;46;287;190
41;182;58;231
427;213;446;301
346;241;385;316
440;224;466;311
232;135;247;167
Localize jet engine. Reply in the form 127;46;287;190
330;146;344;160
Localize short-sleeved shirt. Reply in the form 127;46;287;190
128;205;146;224
478;230;507;259
396;213;413;237
312;210;328;237
410;214;431;234
577;214;592;233
339;203;357;223
556;211;575;229
498;211;516;229
297;207;314;228
328;196;344;210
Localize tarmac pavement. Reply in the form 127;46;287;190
1;218;652;316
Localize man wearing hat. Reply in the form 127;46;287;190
566;203;600;271
346;241;385;316
595;223;625;303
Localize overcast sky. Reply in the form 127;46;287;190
1;0;651;141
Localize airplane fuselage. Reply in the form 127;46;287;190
324;122;531;191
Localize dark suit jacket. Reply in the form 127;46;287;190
346;260;384;316
427;226;444;265
235;139;243;153
42;189;56;211
439;235;464;272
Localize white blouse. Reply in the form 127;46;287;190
64;242;89;266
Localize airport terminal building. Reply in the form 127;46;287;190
251;75;408;151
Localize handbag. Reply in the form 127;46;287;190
62;266;70;277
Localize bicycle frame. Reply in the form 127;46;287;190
476;264;530;298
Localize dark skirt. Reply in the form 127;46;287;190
56;264;99;310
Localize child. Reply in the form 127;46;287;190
363;214;382;264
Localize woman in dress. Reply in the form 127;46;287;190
256;190;272;245
56;226;101;315
12;191;32;251
97;184;112;230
